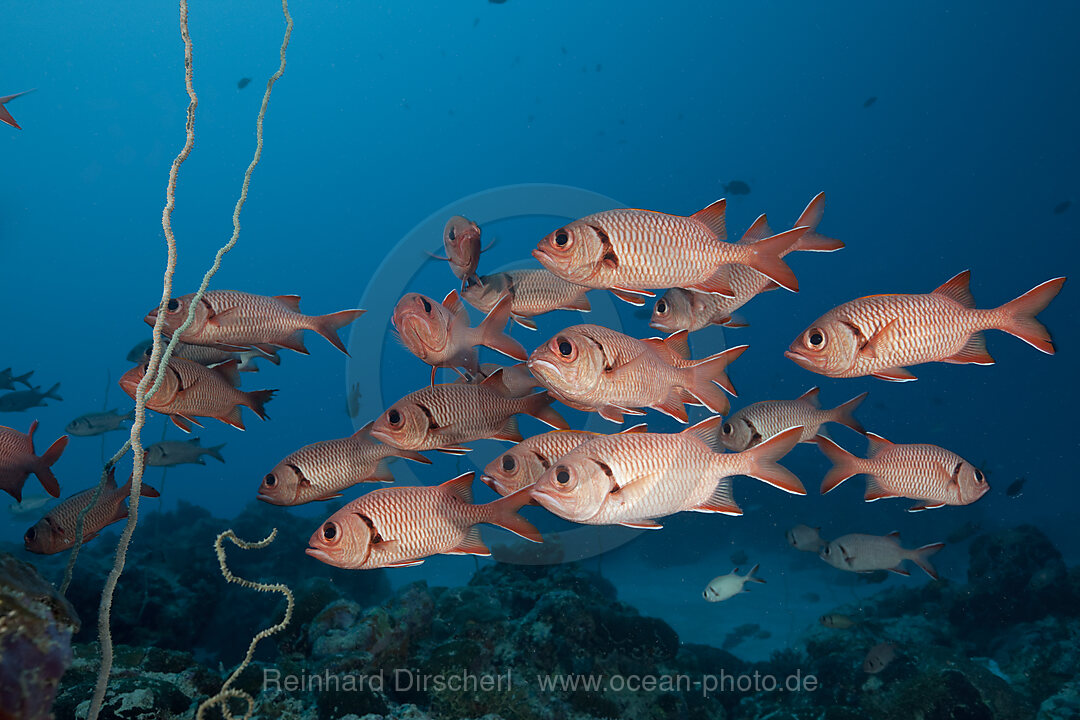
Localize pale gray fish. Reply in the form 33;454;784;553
145;438;226;467
65;409;135;437
0;384;62;412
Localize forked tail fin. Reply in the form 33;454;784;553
994;277;1066;354
744;227;807;292
738;426;805;494
312;309;367;355
815;435;862;494
909;542;945;580
484;486;543;543
477;295;527;361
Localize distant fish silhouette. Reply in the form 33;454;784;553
489;0;507;4
863;96;878;108
1053;200;1071;215
1005;477;1027;497
0;89;35;130
722;180;751;195
237;77;252;90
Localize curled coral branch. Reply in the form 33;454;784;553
196;528;295;720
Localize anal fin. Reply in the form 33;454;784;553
942;332;994;365
872;366;917;382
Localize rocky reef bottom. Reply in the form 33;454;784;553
7;505;1079;720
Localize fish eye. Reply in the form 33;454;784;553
822;546;830;556
554;230;570;247
387;409;402;426
807;328;826;349
322;522;338;541
24;527;36;542
264;473;276;487
167;299;180;312
555;467;571;485
975;469;985;483
448;227;456;242
557;338;573;357
502;455;516;472
421;298;432;313
656;299;667;315
722;422;732;435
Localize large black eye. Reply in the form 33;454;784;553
555;467;570;485
722;422;732;435
322;523;337;541
554;231;569;247
421;298;432;313
558;339;573;356
502;455;516;472
807;328;825;348
448;227;456;241
387;409;402;426
656;300;667;314
24;527;36;542
167;299;180;312
975;469;985;483
264;473;276;487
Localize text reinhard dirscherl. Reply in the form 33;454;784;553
263;668;819;697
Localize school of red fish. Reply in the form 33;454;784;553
5;194;1065;587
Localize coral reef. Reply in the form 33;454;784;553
0;553;80;720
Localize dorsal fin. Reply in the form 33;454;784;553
213;359;242;388
738;214;774;244
796;386;821;409
691;198;727;240
663;330;691;360
274;295;302;312
931;270;975;308
441;471;476;503
866;432;893;457
681;415;723;451
618;423;648;434
441;290;469;322
886;530;901;540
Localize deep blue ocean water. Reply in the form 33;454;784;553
3;1;1079;665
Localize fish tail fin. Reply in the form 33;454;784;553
830;392;868;435
311;309;366;355
43;383;62;401
123;408;137;421
521;391;569;429
745;563;766;584
477;295;528;361
14;370;34;388
206;444;227;463
744;227;806;292
737;426;805;495
815;435;861;494
683;344;749;414
33;434;68;498
484;486;543;543
243;389;277;420
910;542;945;580
790;192;844;252
994;277;1066;354
117;476;162;499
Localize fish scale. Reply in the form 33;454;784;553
183;291;312;347
267;433;409;504
151;358;249;418
350;485;486;564
855;444;968;504
47;483;125;540
464;270;590;317
483;429;604;495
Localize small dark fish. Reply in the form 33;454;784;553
595;64;602;72
863;642;896;674
126;339;154;363
730;549;749;566
946;520;982;544
863;96;878;108
1053;200;1071;215
0;384;62;412
754;629;772;640
489;0;507;4
1005;477;1027;498
0;368;34;391
722;180;751;195
802;592;821;603
146;438;226;467
820;613;855;629
237;77;252;90
66;409;135;437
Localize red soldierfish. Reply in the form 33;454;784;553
392;290;526;383
461;269;591;330
0;421;67;501
305;472;542;569
23;468;160;554
257;422;431;506
532;200;809;305
530;419;805;529
719;387;867;451
370;369;568;454
118;357;275;432
817;434;990;512
650;193;843;332
786;271;1066;381
437;215;484;292
819;531;944;579
481;424;647;498
0;90;35;130
527;324;747;422
146;290;365;356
